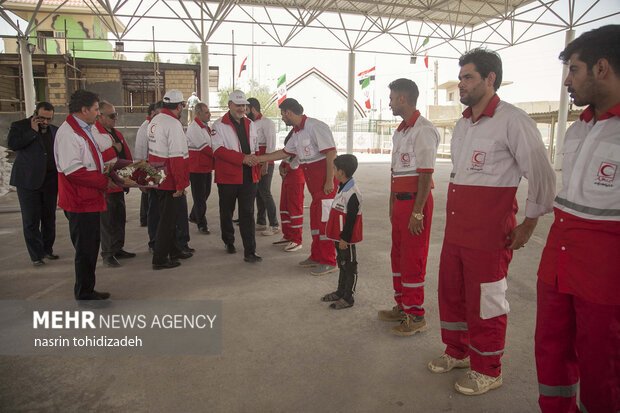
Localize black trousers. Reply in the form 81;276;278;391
100;191;126;258
256;163;278;227
147;188;160;249
16;172;57;261
153;189;181;265
335;242;358;303
218;180;257;256
175;194;190;248
65;211;100;299
139;191;148;225
189;172;212;228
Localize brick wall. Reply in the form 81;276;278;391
164;70;196;101
82;67;122;106
46;62;68;109
0;66;19;112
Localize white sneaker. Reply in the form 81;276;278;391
272;237;289;245
256;224;268;231
284;242;302;252
262;226;281;236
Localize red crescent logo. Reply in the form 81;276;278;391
473;152;484;163
472;150;486;166
601;164;614;177
401;153;410;163
597;162;617;183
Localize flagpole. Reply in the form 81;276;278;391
232;30;235;90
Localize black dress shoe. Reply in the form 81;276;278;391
244;253;263;263
171;251;193;260
115;249;136;259
32;259;45;266
78;290;111;300
188;216;197;224
198;226;210;234
153;260;181;270
226;244;236;254
182;245;196;253
44;253;59;260
103;256;121;267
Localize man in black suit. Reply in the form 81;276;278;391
8;102;59;266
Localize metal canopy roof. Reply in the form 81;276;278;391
1;0;619;59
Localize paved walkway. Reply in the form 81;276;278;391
0;158;556;412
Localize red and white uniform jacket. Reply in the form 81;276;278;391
446;94;556;250
391;110;440;193
186;118;214;173
283;115;337;192
94;122;132;194
538;103;620;305
54;115;109;212
326;179;363;244
254;114;277;165
134;117;151;161
211;113;260;184
147;109;189;192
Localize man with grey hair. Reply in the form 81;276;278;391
93;101;135;268
186;102;214;234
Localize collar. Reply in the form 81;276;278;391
579;102;620;122
293;115;307;133
396;110;421;132
463;94;500;123
339;178;355;192
65;114;103;172
256;113;263;120
146;116;151;121
74;116;90;130
222;111;246;127
94;121;109;134
161;108;180;122
195;118;207;129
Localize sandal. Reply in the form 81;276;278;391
329;298;353;310
321;292;342;302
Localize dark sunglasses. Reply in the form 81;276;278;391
107;113;118;119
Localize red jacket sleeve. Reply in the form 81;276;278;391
214;147;246;165
101;147;117;162
169;156;189;191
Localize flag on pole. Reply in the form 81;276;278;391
358;66;375;110
238;56;248;78
276;74;287;106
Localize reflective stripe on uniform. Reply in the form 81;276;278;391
393;170;416;177
538;382;578;398
392;272;401;277
555;196;620;217
319;235;329;241
469;344;504;356
402;303;423;310
63;162;84;174
402;281;424;288
578;400;589;413
440;321;468;331
290;215;304;219
311;229;319;235
394;293;402;297
290;225;303;228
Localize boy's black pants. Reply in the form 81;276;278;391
335;242;358;303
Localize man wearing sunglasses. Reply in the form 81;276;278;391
8;101;59;266
94;101;135;268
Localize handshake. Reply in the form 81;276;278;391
243;154;263;167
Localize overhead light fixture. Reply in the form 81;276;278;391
410;55;417;64
115;41;124;52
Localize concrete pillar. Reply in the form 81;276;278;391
18;37;36;115
553;29;575;171
346;52;355;155
200;44;210;106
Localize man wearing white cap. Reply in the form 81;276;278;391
211;90;262;263
148;89;192;270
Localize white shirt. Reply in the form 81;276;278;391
283;116;336;164
134;118;150;161
186;119;212;152
254;115;277;153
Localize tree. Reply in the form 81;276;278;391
144;50;161;63
185;45;200;64
217;80;279;118
335;110;347;122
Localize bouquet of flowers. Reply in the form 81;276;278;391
111;160;166;188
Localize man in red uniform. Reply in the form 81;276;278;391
54;89;116;300
186;102;214;234
148;90;192;270
536;24;620;413
427;48;556;395
94;101;135;268
378;78;439;336
257;98;338;276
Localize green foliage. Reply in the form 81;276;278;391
217;80;279;118
185;45;200;64
335;110;348;122
144;50;161;63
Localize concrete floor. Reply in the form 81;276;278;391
0;159;555;412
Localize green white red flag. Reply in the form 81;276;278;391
276;74;287;106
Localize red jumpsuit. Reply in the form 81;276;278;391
279;156;305;245
536;104;620;413
439;95;556;377
283;115;337;266
390;111;439;317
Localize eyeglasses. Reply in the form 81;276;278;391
107;113;118;120
37;116;53;121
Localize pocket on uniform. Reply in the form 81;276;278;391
321;199;332;222
480;278;510;320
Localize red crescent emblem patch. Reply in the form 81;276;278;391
597;162;617;183
472;151;486;166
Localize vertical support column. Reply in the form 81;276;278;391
200;43;210;106
346;52;355;155
553;29;575;171
18;37;36;115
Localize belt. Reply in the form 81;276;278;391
395;192;416;200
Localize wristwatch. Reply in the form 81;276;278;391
412;212;424;221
